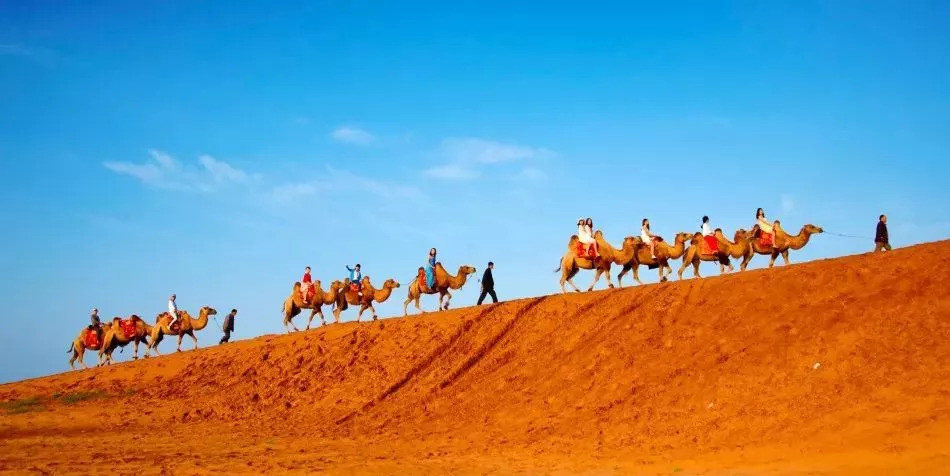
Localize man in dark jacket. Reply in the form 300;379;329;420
477;262;498;305
219;309;237;344
874;214;891;252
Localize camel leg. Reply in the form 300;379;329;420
586;269;601;292
190;331;198;350
77;347;88;370
631;265;644;285
415;295;425;314
357;305;364;322
133;340;139;360
617;264;630;288
441;290;453;310
740;253;753;271
403;297;411;316
306;309;315;330
768;250;778;268
781;249;791;266
176;333;183;352
603;266;615;288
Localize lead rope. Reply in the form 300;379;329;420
824;231;873;240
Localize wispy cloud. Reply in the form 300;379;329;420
104;149;252;192
269;165;422;205
0;44;58;66
781;194;795;212
424;138;554;180
331;126;374;145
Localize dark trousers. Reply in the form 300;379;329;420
477;288;498;305
219;330;231;344
874;241;892;252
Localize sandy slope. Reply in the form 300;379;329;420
1;241;948;474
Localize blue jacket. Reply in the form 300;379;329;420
346;266;361;282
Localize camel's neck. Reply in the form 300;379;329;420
192;310;210;330
374;286;394;303
788;228;813;250
449;269;469;288
324;288;339;305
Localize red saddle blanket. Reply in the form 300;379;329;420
84;330;101;349
170;321;181;334
348;282;360;293
575;242;597;258
758;232;774;247
120;319;137;339
702;235;719;254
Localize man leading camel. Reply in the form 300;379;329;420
874;214;891;252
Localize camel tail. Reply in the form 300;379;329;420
66;342;72;353
554;261;562;273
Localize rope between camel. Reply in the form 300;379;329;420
824;231;872;240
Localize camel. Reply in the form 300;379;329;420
67;326;107;370
282;280;344;332
99;315;152;364
403;263;477;316
556;231;637;293
740;221;823;269
678;229;753;279
616;232;693;286
333;277;401;322
144;307;216;357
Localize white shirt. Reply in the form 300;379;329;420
702;223;712;236
757;217;773;233
641;226;652;242
168;299;178;315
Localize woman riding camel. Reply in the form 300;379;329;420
641;218;657;258
755;208;776;247
701;215;718;252
577;217;597;258
424;248;437;291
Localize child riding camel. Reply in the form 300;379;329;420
300;266;312;301
346;263;363;298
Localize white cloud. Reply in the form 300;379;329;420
270;165;422;205
781;194;795;212
424;164;479;180
104;149;250;192
425;138;554;181
331;126;374;145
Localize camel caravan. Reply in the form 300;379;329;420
559;211;822;293
68;307;217;369
68;209;823;369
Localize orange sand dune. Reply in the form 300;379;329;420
1;241;949;474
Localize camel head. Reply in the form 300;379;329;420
382;278;400;290
734;229;751;242
803;224;824;235
200;306;218;317
674;232;694;244
461;265;477;276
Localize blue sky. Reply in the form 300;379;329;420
2;1;948;382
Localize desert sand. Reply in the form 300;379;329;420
1;241;948;474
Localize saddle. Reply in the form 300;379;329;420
84;330;101;350
574;242;597;259
120;319;137;339
348;282;361;293
701;235;719;254
169;321;181;334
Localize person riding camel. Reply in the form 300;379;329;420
168;294;179;329
577;218;597;258
701;215;718;253
754;208;775;247
301;266;312;302
423;248;437;292
641;218;657;258
346;263;363;298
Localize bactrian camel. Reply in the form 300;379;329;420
678;229;752;279
67;326;106;370
145;307;216;357
617;232;693;286
99;315;152;365
556;231;637;293
334;277;401;322
283;280;344;332
741;222;823;269
403;263;476;316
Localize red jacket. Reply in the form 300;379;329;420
302;272;312;284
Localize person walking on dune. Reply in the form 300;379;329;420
874;214;891;252
219;309;237;344
477;261;498;305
